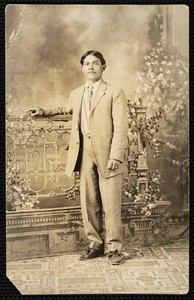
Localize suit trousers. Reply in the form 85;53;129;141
80;135;123;253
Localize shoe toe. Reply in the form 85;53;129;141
108;251;124;265
111;257;123;265
79;248;104;261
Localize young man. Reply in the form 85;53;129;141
30;50;128;265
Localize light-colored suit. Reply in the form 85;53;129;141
44;79;128;252
64;79;128;178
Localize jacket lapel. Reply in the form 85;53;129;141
90;80;107;114
74;85;85;121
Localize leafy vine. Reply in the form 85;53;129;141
6;155;39;211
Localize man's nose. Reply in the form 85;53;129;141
88;64;94;69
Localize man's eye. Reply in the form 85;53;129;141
94;62;99;65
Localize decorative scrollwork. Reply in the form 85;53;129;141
6;115;77;211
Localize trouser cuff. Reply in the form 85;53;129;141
89;241;104;250
107;243;123;253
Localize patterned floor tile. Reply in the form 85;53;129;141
7;242;189;295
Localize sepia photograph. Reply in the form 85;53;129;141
6;4;189;295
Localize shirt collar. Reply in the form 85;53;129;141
85;79;102;94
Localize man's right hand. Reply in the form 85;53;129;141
27;107;44;117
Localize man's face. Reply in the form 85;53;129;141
81;55;105;82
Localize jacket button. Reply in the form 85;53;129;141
76;142;79;145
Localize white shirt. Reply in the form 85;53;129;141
81;79;102;136
85;78;102;97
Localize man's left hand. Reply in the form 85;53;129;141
107;159;121;170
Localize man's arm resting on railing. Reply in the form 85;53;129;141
27;94;73;117
27;106;72;117
43;106;72;116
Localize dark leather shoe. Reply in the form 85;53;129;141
79;247;104;261
108;250;124;265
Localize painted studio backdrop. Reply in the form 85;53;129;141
6;5;189;260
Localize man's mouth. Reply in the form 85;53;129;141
88;72;95;74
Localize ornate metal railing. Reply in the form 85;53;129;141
6;104;171;260
6;114;81;211
6;102;150;211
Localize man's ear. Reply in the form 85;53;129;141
102;64;106;71
80;64;84;72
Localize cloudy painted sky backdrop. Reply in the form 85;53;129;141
6;5;188;114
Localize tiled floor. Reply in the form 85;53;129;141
7;240;189;295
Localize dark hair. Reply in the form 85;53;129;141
80;50;106;67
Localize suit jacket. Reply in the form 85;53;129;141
44;79;128;179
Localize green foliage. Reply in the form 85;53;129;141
124;170;165;218
134;7;188;164
6;156;39;211
134;6;188;121
135;44;188;135
126;97;166;218
126;7;189;213
127;101;165;158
